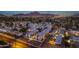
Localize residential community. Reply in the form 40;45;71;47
0;11;79;48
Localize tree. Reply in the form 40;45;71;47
20;27;28;33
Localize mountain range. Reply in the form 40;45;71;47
0;11;79;17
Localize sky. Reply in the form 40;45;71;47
0;11;79;16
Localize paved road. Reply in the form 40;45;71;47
0;33;29;48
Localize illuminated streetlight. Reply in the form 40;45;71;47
67;40;71;43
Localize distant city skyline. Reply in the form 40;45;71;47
0;11;79;16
